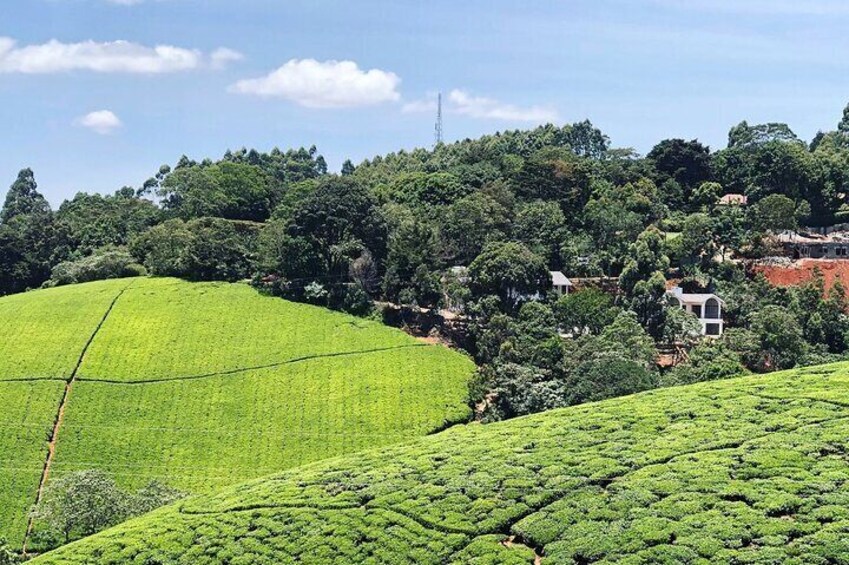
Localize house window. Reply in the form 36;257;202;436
692;305;702;318
705;298;720;319
706;323;721;336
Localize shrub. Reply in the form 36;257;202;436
47;248;145;287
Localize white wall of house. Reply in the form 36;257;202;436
667;288;724;337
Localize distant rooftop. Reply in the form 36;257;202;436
718;193;748;206
550;271;572;287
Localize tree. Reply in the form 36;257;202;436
158;162;276;221
554;288;619;335
468;242;549;314
565;357;655;406
661;304;702;346
56;190;161;255
750;193;800;232
283;177;387;278
340;159;356;176
678;213;716;271
512;200;567;265
29;470;184;550
128;481;184;516
0;538;19;565
1;169;50;223
749;305;807;371
691;181;722;211
619;228;670;294
647;139;712;205
48;247;144;287
0;170;68;295
486;363;564;420
439;190;511;265
130;218;259;281
727;121;801;148
660;340;747;387
30;470;128;544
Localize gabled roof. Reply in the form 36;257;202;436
550;271;573;287
667;286;725;305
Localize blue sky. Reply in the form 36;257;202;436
3;0;849;204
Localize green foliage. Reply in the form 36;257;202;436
512;200;566;265
130;217;260;281
158;162;276;222
0;539;20;565
1;169;50;223
56;190;161;255
554;287;619;335
647;139;713;204
660;340;747;386
468;242;549;314
0;278;475;548
34;363;849;564
30;470;185;548
48;247;145;287
31;470;131;544
751;193;802;232
438;186;513;265
269;176;387;280
749;304;808;371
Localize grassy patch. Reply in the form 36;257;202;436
0;381;66;548
79;279;416;382
52;347;472;492
31;363;849;564
0;280;128;381
0;277;474;547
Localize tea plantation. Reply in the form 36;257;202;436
33;362;849;564
0;278;474;549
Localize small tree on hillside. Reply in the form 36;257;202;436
31;470;129;544
0;538;20;565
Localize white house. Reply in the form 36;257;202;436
550;271;573;296
666;286;724;337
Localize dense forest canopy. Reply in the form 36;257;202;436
4;106;849;420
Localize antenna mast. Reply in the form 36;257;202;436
434;92;443;146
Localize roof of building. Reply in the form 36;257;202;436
776;230;849;245
550;271;573;287
718;193;748;205
667;286;725;305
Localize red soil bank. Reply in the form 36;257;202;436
754;259;849;294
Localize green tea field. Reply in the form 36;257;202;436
33;362;849;564
0;278;474;549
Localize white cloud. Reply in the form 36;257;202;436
210;47;244;69
230;59;401;108
402;98;437;114
0;37;240;74
448;90;559;123
76;110;123;134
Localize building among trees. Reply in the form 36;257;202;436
666;286;724;336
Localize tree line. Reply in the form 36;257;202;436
4;108;849;419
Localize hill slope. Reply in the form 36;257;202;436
32;362;849;564
0;278;474;549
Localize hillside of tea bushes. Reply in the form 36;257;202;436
0;278;474;549
34;362;849;564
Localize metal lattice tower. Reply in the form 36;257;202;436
434;92;443;146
